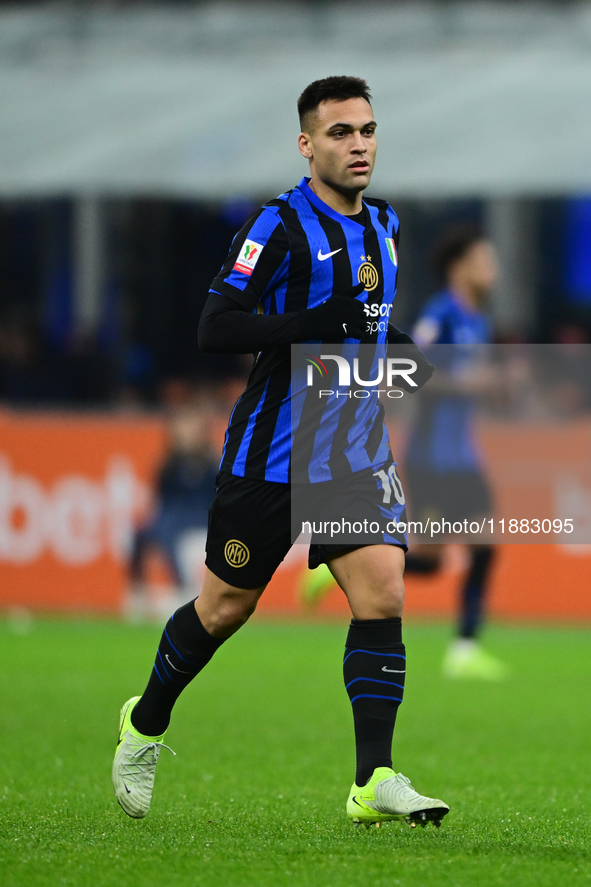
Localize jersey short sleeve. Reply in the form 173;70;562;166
209;208;290;311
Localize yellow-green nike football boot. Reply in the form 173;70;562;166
112;696;175;818
298;563;336;608
347;767;449;829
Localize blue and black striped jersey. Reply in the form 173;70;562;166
209;176;401;483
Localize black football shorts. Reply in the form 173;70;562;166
205;468;408;589
404;465;492;526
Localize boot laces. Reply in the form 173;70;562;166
121;739;176;784
131;741;175;761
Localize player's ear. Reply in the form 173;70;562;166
298;132;313;159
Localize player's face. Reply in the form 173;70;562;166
299;98;377;195
465;241;499;294
454;241;499;301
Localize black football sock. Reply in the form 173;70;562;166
459;545;495;639
131;600;225;736
343;617;406;787
404;552;440;574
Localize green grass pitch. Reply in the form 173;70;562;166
1;615;590;887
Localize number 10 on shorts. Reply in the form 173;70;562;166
373;465;405;505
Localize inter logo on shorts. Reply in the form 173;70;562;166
358;259;379;291
224;539;250;567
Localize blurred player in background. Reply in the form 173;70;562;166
404;223;508;680
125;407;217;620
112;75;449;830
300;224;508;680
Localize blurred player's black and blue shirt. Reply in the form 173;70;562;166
406;289;491;473
208;177;400;483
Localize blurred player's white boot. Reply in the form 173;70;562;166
443;638;508;680
122;585;184;624
112;696;175;818
121;585;152;623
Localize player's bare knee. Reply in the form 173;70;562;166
222;595;258;628
374;581;405;618
367;564;405;614
207;590;258;635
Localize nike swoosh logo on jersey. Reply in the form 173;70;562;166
317;248;342;261
165;654;193;675
382;666;405;673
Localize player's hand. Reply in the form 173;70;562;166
387;324;435;392
296;282;366;342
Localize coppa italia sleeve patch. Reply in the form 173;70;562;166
233;239;264;276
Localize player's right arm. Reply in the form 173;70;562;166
198;209;365;354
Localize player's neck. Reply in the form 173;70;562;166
307;176;364;216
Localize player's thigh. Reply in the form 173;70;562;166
327;543;405;620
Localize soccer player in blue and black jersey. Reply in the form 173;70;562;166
404;224;508;680
112;76;449;829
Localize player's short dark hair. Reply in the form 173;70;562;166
431;222;485;283
297;76;372;130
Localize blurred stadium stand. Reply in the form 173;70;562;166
2;2;591;197
1;1;591;616
1;1;591;401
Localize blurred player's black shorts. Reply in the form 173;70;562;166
403;466;492;527
205;468;407;589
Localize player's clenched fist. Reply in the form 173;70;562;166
387;324;435;391
296;282;366;342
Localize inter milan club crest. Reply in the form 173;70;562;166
224;538;250;567
357;255;379;291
